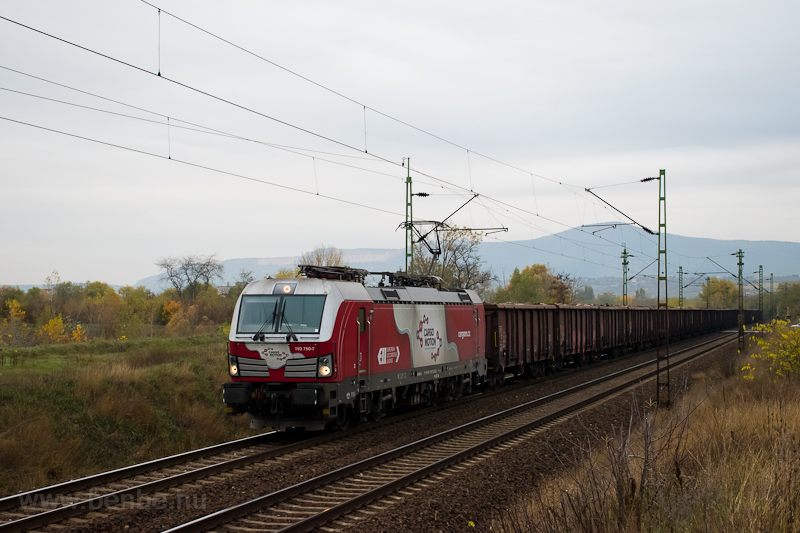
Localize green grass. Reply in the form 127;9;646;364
0;335;251;496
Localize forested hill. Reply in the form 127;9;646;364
132;226;800;292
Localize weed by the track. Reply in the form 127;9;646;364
496;342;800;532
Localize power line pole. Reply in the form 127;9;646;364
656;169;670;406
758;265;763;321
404;158;412;272
770;273;774;322
706;276;711;309
736;249;745;354
621;245;630;305
678;266;684;308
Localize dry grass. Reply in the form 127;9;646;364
497;348;800;533
0;337;251;497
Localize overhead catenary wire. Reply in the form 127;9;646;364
0;22;658;268
0;82;412;186
2;64;381;160
1;106;655;279
1;107;642;279
706;257;763;292
1;14;560;217
0;115;402;218
138;0;584;191
0;15;713;278
0;83;402;179
3;104;646;279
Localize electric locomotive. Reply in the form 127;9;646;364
223;265;487;431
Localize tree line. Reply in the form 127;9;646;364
3;237;797;348
0;256;248;348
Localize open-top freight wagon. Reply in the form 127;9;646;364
483;304;758;385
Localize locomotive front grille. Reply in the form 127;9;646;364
237;356;270;378
284;356;318;378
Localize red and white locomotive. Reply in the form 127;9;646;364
223;265;486;431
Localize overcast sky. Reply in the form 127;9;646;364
2;1;798;286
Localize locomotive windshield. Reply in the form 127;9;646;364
237;294;326;335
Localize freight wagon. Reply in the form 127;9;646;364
483;304;755;384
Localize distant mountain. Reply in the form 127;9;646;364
132;225;800;295
480;225;800;298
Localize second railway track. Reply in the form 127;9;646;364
166;333;738;533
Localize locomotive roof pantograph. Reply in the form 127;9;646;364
298;264;369;282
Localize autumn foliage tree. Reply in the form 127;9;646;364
493;264;578;304
743;320;800;379
775;282;800;321
1;259;241;345
699;277;737;308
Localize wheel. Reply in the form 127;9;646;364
337;405;351;431
524;363;539;380
425;383;440;406
369;393;384;422
451;377;464;400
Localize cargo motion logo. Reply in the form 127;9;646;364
416;314;442;361
259;345;302;369
261;347;289;369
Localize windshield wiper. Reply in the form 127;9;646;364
279;300;298;342
252;300;278;341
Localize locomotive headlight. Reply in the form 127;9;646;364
317;354;333;378
228;354;239;377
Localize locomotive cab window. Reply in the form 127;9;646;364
237;295;279;334
238;295;326;335
280;295;326;334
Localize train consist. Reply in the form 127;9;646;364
223;265;759;431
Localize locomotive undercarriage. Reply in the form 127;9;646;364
226;359;487;432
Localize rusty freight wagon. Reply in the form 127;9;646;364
483;304;753;382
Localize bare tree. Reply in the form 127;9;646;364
550;271;582;304
156;254;224;299
227;268;254;300
299;244;345;267
411;228;495;296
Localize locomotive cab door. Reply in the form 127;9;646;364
357;306;370;377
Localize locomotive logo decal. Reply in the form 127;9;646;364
393;305;459;367
377;346;400;365
257;344;304;370
416;314;442;361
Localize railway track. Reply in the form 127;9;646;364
0;432;294;532
0;332;732;532
0;362;567;532
164;333;738;533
